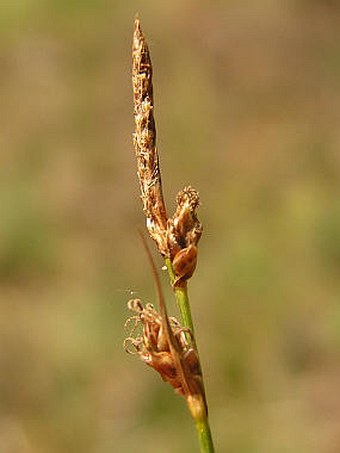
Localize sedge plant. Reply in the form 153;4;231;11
124;16;215;453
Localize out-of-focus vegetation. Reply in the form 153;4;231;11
1;1;340;452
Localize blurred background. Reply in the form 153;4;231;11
1;1;340;452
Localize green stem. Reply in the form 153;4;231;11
165;258;194;331
195;417;215;453
164;258;215;453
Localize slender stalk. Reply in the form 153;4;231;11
165;258;215;453
195;418;215;453
165;258;194;332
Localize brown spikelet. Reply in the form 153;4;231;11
168;186;202;257
132;17;168;256
167;186;202;285
132;19;203;285
124;298;204;399
124;233;206;415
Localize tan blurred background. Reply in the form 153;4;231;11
1;1;340;452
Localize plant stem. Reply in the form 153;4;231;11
195;417;215;453
165;258;195;330
165;258;194;328
165;258;215;453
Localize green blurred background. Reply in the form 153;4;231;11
1;1;340;452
